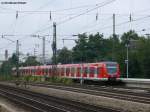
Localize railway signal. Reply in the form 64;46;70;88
52;22;57;76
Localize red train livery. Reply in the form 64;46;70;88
12;61;120;80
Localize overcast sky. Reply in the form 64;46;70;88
0;0;150;60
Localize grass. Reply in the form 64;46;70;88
46;76;73;85
0;74;14;81
0;74;73;85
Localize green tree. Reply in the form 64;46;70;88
57;47;73;64
137;37;150;78
22;56;41;66
72;33;89;62
0;53;17;75
121;30;139;45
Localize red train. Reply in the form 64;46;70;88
13;62;120;80
12;61;120;80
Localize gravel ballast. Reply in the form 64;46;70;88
0;82;150;112
0;97;26;112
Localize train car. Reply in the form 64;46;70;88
12;61;120;81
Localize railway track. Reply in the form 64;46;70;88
0;84;120;112
28;83;150;104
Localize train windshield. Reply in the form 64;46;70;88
106;64;117;74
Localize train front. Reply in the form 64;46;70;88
104;62;120;80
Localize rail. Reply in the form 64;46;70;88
0;84;120;112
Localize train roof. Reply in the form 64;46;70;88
15;61;118;70
102;61;117;64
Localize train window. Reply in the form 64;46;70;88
49;68;52;76
66;68;70;76
22;70;24;75
106;64;117;74
60;68;64;76
83;67;88;75
71;67;75;75
28;69;29;74
90;67;95;75
85;67;89;74
19;70;22;75
33;69;36;74
27;69;29;74
24;70;25;74
45;69;48;75
97;67;101;75
43;68;45;74
31;69;33;74
34;69;37;75
77;67;81;77
20;70;22;75
33;69;35;74
57;68;61;76
20;69;21;74
29;69;31;74
22;70;25;75
32;69;34;74
94;68;97;74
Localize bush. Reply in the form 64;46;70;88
47;76;73;85
0;74;14;81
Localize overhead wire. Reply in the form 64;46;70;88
15;2;115;13
32;0;116;34
57;0;116;25
3;0;150;52
1;15;150;43
2;0;55;38
80;16;113;34
1;0;114;38
5;0;116;53
86;14;150;33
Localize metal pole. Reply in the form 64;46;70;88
127;44;129;78
16;40;19;78
53;22;57;65
112;13;115;60
5;49;8;61
52;22;57;75
113;14;115;36
34;48;36;57
42;36;46;65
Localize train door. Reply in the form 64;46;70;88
66;67;70;77
61;67;64;76
89;67;96;78
45;68;49;76
31;68;33;75
28;69;30;75
71;67;75;77
49;67;52;77
57;67;61;76
76;67;81;78
37;67;42;75
26;69;28;75
83;67;88;78
96;67;101;78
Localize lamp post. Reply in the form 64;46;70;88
125;43;129;78
124;31;141;78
